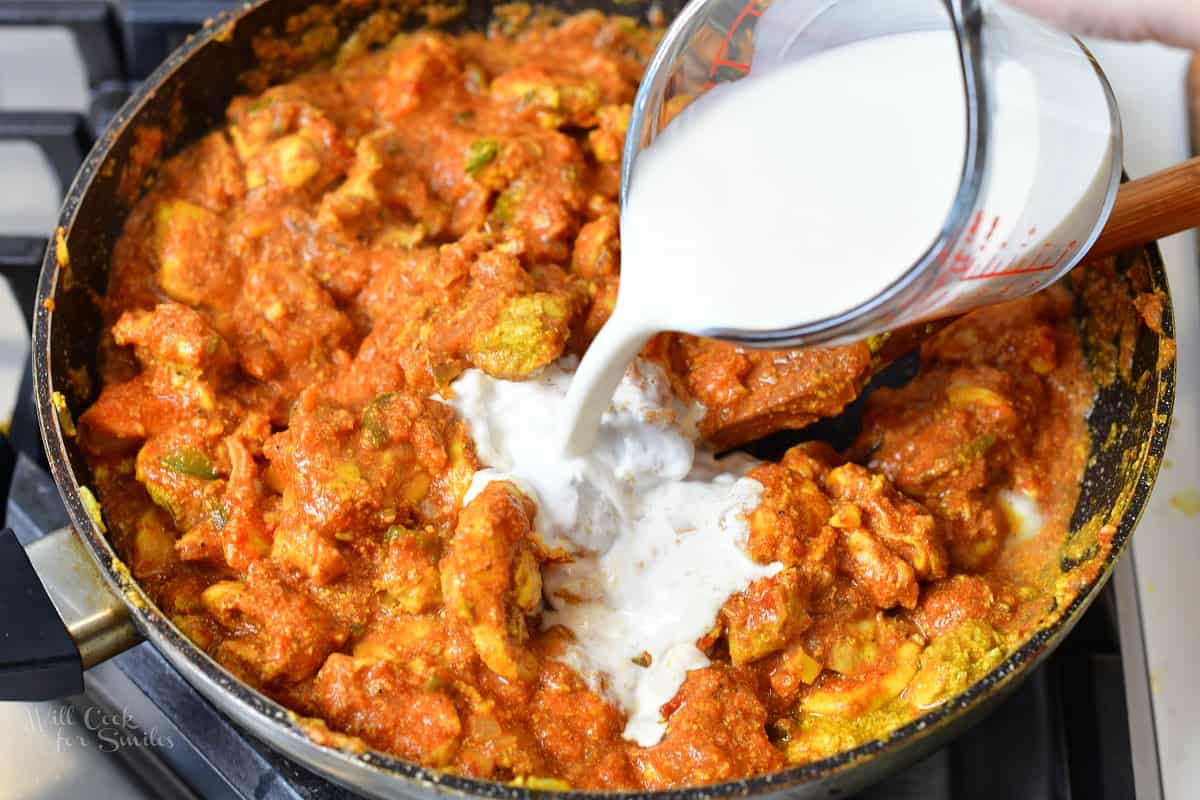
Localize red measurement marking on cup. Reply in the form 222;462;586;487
951;212;1002;273
962;240;1076;280
705;0;766;88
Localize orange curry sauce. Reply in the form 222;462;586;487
79;12;1094;790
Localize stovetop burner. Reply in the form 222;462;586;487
0;2;1163;798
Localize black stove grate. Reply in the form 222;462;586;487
0;3;1151;798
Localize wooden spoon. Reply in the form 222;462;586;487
1088;155;1200;260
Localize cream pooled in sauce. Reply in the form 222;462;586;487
447;360;777;745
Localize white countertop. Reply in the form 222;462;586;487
1086;39;1200;800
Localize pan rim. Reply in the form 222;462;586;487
30;2;1177;797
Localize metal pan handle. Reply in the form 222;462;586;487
0;527;140;701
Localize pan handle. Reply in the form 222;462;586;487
0;527;140;701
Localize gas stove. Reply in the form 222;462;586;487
0;3;1186;799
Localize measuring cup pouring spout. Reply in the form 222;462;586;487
622;0;1123;349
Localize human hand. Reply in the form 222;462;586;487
1005;0;1200;50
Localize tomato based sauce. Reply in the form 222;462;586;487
80;11;1095;790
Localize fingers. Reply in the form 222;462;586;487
1004;0;1200;50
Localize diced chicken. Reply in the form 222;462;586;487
721;570;812;665
825;463;948;582
470;293;574;379
632;667;782;788
905;619;1004;710
801;615;921;718
377;526;442;614
440;482;543;681
154;200;238;306
313;654;462;766
659;337;873;450
112;303;234;381
135;419;227;532
202;563;347;686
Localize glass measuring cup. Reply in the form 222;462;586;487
622;0;1123;348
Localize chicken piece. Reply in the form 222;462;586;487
779;441;839;482
801;614;921;718
440;482;543;681
313;653;462;766
530;660;637;789
756;448;943;611
659;336;873;450
354;234;586;393
922;291;1066;374
318;132;387;229
854;366;1026;496
112;303;234;381
924;489;1009;572
215;427;273;571
230;262;355;416
266;389;453;584
154;200;239;307
228;88;352;195
745;464;835;570
834;527;918;610
351;612;476;682
910;574;996;639
377;525;442;614
127;508;178;579
767;641;824;704
489;66;601;129
825;463;948;581
155;131;245;211
473;131;589;261
905;619;1004;710
269;524;346;587
80;372;212;454
571;213;619;280
470;293;574;379
570;212;621;346
586;104;630;164
632;666;783;788
135;418;227;532
721;570;812;666
853;364;1031;571
202;563;347;686
82;306;229;454
374;33;463;117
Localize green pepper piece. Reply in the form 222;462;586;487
361;393;395;448
162;447;218;480
465;139;499;177
384;525;407;543
492;182;524;224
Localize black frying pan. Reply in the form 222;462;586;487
0;1;1175;798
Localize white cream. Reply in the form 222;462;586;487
447;360;778;745
999;488;1045;543
561;28;970;455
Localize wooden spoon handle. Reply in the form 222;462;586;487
1089;154;1200;259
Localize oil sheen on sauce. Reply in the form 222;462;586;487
449;29;968;745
